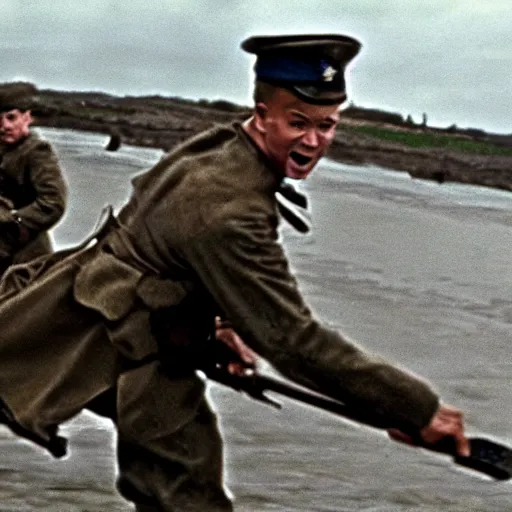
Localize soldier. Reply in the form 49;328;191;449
0;35;468;511
0;82;67;274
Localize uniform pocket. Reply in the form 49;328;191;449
136;274;191;309
74;251;143;321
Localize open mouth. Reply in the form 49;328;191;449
290;151;313;167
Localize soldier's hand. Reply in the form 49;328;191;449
420;403;470;457
388;403;470;457
215;316;258;376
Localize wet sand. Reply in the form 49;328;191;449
0;128;511;511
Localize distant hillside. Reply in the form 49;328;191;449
33;89;512;192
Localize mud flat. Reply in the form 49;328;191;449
0;129;511;511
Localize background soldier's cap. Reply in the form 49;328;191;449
241;34;362;105
0;82;39;113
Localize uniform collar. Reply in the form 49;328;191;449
234;122;311;233
1;131;33;154
234;121;285;190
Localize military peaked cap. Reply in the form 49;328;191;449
0;82;38;113
241;34;362;105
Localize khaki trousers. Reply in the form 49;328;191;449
89;362;233;512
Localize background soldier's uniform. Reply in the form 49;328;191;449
0;132;67;272
0;81;67;274
0;122;439;511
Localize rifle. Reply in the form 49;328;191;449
205;365;512;481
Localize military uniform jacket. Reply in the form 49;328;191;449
0;122;439;447
0;131;67;264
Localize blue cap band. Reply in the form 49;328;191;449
255;56;339;86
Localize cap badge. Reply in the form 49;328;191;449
322;65;337;82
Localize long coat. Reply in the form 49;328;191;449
0;131;67;265
0;122;439;450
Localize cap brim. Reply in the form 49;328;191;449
241;34;361;60
290;85;347;106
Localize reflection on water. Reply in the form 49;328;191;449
3;128;509;511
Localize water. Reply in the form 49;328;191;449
1;127;510;511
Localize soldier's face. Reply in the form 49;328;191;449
0;109;32;145
254;89;340;180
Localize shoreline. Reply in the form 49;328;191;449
33;89;512;192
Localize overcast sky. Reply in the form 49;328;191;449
3;1;511;134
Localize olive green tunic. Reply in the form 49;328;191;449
0;122;439;509
0;131;67;265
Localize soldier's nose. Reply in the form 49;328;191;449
301;129;319;148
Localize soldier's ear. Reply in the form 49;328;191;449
23;110;33;126
254;103;268;134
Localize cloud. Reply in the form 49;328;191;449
1;1;510;132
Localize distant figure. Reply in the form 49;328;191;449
0;82;67;275
105;131;121;151
433;171;446;184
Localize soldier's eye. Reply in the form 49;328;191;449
318;123;334;132
290;121;306;129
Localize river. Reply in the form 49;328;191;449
1;127;510;511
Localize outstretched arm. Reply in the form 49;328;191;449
182;214;441;435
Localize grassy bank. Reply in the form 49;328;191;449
347;125;512;156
